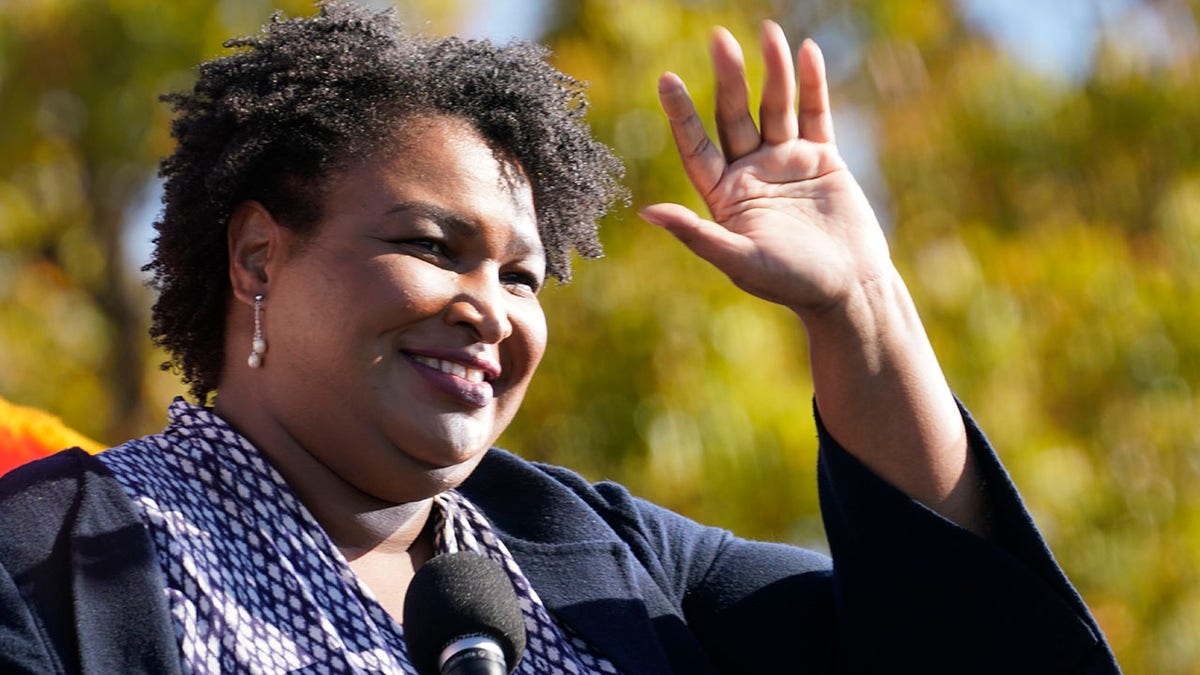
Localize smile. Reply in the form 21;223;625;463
409;354;489;383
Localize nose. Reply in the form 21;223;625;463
444;268;513;344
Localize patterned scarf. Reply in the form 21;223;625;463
99;398;619;674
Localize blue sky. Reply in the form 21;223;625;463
460;0;550;41
959;0;1138;82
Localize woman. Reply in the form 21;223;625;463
0;2;1118;673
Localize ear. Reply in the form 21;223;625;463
227;200;285;307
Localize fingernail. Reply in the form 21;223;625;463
658;72;685;95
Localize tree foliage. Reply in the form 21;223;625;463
1;1;1197;671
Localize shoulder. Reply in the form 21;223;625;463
462;447;677;543
463;448;728;566
0;447;105;512
0;447;143;570
464;448;829;589
0;437;163;509
0;448;181;674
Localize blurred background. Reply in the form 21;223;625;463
1;0;1198;670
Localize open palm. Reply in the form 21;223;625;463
640;23;893;317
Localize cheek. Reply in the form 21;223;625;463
512;301;549;379
326;257;449;329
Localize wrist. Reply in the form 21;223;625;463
793;264;914;366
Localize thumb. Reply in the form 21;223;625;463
638;203;750;272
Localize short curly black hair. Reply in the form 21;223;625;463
145;1;626;402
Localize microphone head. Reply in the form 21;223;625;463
403;551;527;675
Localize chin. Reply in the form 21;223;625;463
390;455;485;503
411;417;498;466
352;454;481;505
427;460;482;489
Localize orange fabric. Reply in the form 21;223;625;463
0;396;104;475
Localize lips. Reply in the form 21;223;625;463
403;350;500;408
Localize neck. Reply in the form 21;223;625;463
212;385;434;559
332;500;436;559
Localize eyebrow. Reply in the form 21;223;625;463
384;200;544;261
385;201;476;238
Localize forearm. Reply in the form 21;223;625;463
798;264;986;534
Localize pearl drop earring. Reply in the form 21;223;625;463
247;294;266;369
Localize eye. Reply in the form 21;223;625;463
399;238;453;261
501;269;543;294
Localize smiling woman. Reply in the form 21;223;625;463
0;2;1120;674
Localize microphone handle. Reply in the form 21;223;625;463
439;636;510;675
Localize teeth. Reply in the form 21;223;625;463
412;355;486;383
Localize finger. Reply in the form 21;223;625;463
758;20;799;145
798;39;835;143
657;72;726;198
710;27;760;161
639;203;751;271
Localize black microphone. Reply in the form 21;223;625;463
403;551;527;675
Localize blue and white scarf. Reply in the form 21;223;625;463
99;398;619;674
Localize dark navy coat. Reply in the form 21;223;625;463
0;406;1120;673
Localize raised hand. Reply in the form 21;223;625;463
642;22;984;533
638;22;892;319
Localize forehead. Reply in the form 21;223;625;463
385;115;529;192
321;115;541;248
